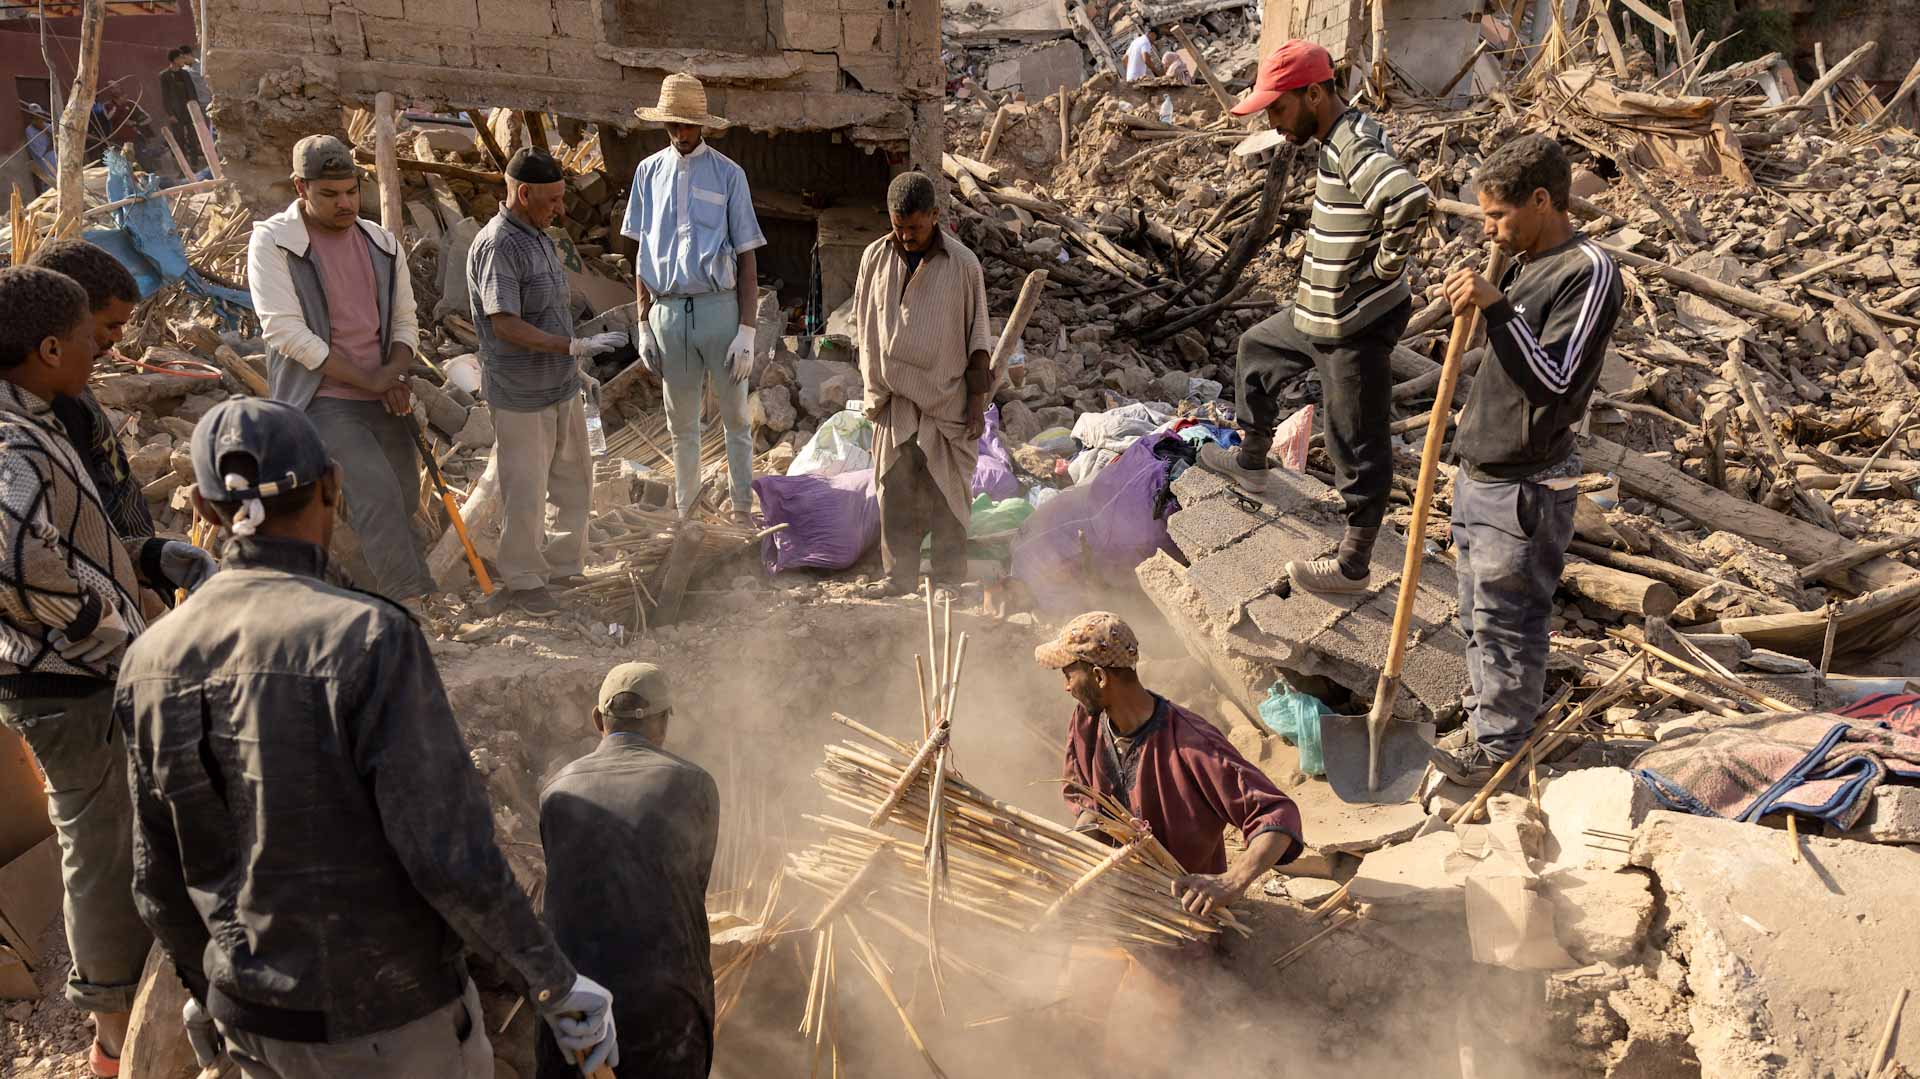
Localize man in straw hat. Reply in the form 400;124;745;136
1034;612;1304;917
1198;40;1430;597
623;73;767;525
536;662;719;1079
469;147;627;616
121;397;618;1077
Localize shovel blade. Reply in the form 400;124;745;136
1321;712;1435;804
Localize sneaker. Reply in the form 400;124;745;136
492;586;560;616
1197;443;1270;493
859;576;915;599
1428;734;1507;787
1287;557;1371;594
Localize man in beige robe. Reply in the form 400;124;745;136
854;172;994;599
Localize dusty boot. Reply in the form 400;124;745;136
1196;442;1270;493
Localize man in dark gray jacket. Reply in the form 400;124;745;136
117;397;618;1078
245;134;436;606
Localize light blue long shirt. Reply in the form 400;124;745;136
621;141;767;298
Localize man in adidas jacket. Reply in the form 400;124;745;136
1429;133;1624;786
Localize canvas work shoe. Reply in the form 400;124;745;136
1286;557;1371;594
490;586;560;616
1196;442;1270;493
1428;732;1507;787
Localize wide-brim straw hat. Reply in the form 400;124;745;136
634;73;732;130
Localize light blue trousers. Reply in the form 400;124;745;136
650;291;752;514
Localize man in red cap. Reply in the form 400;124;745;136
1200;40;1431;596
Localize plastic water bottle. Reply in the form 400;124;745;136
583;392;608;456
1159;95;1175;124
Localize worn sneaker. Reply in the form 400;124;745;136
859;576;915;599
491;586;560;616
1429;734;1507;787
1287;558;1371;594
1197;442;1270;493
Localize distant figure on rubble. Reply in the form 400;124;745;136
1427;134;1622;785
470;147;625;616
1123;26;1161;82
623;73;766;526
157;47;202;172
119;397;618;1079
853;171;994;601
1035;612;1304;913
1162;48;1194;85
537;662;719;1079
28;240;155;548
0;265;213;1079
1199;39;1431;596
247;134;437;609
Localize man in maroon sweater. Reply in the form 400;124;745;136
1038;612;1305;917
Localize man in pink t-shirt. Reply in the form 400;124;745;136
246;135;437;605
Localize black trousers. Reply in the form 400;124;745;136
878;437;968;584
1234;300;1410;530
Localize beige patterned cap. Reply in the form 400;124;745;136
1034;611;1140;670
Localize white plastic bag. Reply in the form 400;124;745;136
788;408;875;478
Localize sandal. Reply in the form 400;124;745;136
89;1040;120;1078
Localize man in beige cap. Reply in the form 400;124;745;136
1036;612;1304;917
537;662;720;1079
623;74;766;524
247;133;437;606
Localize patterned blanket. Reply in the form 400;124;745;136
1633;712;1920;830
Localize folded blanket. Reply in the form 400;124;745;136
1632;712;1920;830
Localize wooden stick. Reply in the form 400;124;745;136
1056;88;1070;162
1613;634;1797;712
866;726;950;828
161;125;195;181
1797;534;1920;587
186;101;222;180
1272;906;1359;971
915;654;933;740
464;108;509;169
1168;24;1236;115
1841;417;1915;502
810;843;893;930
990;269;1048;387
1778;248;1868;288
844;918;952;1079
1814;42;1837;124
1030;837;1143;927
982;105;1012;160
373;91;403;240
1867;987;1909;1079
1820;600;1842;678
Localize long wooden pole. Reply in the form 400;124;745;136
52;0;106;236
186;100;222;180
1362;242;1507;791
374;92;404;240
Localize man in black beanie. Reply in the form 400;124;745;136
466;148;625;615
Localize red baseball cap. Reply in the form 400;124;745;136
1231;40;1336;116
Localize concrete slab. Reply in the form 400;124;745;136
1631;811;1920;1077
1539;766;1658;872
1542;867;1656;964
1348;829;1465;919
1833;783;1920;844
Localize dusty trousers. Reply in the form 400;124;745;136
305;398;435;600
0;688;150;1013
652;291;753;514
492;394;591;591
877;436;967;585
1234;299;1410;529
1451;470;1578;756
220;979;493;1079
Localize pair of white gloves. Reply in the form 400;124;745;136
184;973;620;1074
631;322;756;384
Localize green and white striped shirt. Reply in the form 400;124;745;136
1292;108;1431;342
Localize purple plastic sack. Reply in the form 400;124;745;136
1011;433;1178;612
754;468;880;573
972;403;1019;502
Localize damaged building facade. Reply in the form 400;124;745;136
200;0;944;308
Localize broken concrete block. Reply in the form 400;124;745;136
1632;811;1920;1076
1836;783;1920;844
454;407;495;449
1348;830;1465;919
1466;874;1577;970
1543;867;1655;964
1540;767;1656;872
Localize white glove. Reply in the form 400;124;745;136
50;607;131;665
569;332;627;360
540;973;619;1073
580;373;602;407
725;324;755;384
637;322;664;375
182;997;223;1068
160;540;218;593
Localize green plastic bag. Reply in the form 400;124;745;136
923;494;1033;559
1258;681;1328;777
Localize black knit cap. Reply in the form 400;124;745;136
505;147;565;184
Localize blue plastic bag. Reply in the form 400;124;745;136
1258;682;1328;777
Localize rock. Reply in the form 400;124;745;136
763;439;797;476
1570;167;1608;199
128;442;174;486
454;407;495;449
750;385;796;434
1863;348;1915;395
1631;811;1920;1077
1699;531;1809;609
1539;766;1656;871
174;392;223;423
999;399;1040;445
1674;294;1755;340
1157;368;1191;403
5;1001;31;1023
414;379;472;439
1346;829;1465;919
1034;405;1076;431
1277;875;1342;905
159;416;197;442
1543;867;1655;964
1835;784;1920;844
1171;330;1209;368
1107;363;1152;398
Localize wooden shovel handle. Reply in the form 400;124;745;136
1378;242;1510;685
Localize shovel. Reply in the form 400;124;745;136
1323;242;1510;804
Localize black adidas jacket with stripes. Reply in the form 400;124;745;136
1455;232;1623;482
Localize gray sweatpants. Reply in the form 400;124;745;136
652;291;752;514
220;978;494;1079
0;688;151;1014
1450;471;1578;756
306;398;436;600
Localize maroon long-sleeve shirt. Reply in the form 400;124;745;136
1063;695;1304;875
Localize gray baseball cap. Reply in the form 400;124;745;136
192;397;331;504
291;134;358;181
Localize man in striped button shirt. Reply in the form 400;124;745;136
1202;40;1430;595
